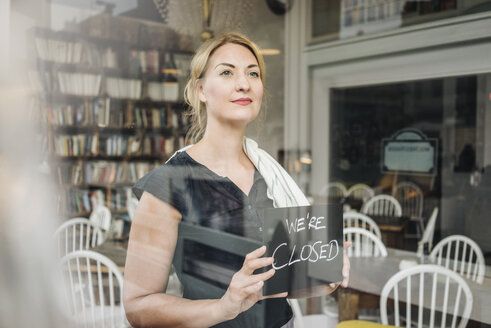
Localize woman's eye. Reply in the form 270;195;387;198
249;71;260;78
220;70;231;76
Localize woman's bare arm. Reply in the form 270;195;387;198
123;191;281;327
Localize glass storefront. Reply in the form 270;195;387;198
3;0;491;327
310;0;491;43
329;74;490;248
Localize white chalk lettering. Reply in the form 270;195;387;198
314;216;326;229
285;213;327;234
272;243;288;270
297;218;305;232
271;240;339;270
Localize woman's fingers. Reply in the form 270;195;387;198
246;245;267;260
341;250;351;288
340;240;352;287
262;291;288;300
240;256;274;276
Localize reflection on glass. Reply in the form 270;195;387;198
329;73;491;254
310;0;489;42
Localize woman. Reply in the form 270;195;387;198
123;32;350;328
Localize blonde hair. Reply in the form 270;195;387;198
183;32;266;143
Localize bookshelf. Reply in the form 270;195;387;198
30;19;192;219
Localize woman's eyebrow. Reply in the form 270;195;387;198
214;63;259;69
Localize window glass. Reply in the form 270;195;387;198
311;0;490;43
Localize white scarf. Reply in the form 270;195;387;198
242;138;309;208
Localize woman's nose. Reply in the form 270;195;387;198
235;73;250;91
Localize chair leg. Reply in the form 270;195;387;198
404;217;424;240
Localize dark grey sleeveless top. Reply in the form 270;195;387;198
133;151;293;328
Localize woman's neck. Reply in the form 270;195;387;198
189;120;250;168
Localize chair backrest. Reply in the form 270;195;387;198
319;182;348;197
380;264;473;328
429;235;485;284
89;205;112;236
54;218;104;258
59;250;127;327
392;181;424;218
347;183;375;202
343;212;382;239
288;299;305;328
361;194;402;217
127;196;139;221
343;227;387;257
417;207;439;256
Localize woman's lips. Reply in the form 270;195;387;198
232;98;252;106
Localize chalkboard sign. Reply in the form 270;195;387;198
262;204;343;295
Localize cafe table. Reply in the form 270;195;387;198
91;239;183;296
369;215;410;249
91;239;128;272
332;248;491;325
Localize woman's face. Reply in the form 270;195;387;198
198;43;263;128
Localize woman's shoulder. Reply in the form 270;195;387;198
146;151;191;179
132;151;191;202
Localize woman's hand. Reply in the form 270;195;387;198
218;246;286;320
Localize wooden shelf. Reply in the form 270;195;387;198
60;182;135;189
54;154;168;161
34;25;189;218
39;92;185;107
35;60;180;80
51;124;177;135
33;27;194;54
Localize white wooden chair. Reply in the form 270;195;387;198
89;205;112;241
416;207;439;257
347;183;375;203
393;181;424;238
289;298;335;328
319;182;348;198
342;227;387;323
380;264;473;328
429;235;485;284
344;227;387;258
361;195;402;217
343;212;382;239
54;218;105;258
59;250;129;327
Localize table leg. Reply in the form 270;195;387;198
338;288;359;321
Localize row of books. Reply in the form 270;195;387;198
35;37;84;64
61;187;132;215
54;134;99;157
30;70;182;101
62;189;102;214
44;98;110;127
128;49;160;74
125;104;187;128
56;161;160;186
109;187;134;212
53;133;178;157
141;136;174;156
100;135;147;156
105;77;142;99
43;101;188;129
35;37;119;67
58;72;102;96
147;81;180;102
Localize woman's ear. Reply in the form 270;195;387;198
197;79;207;103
